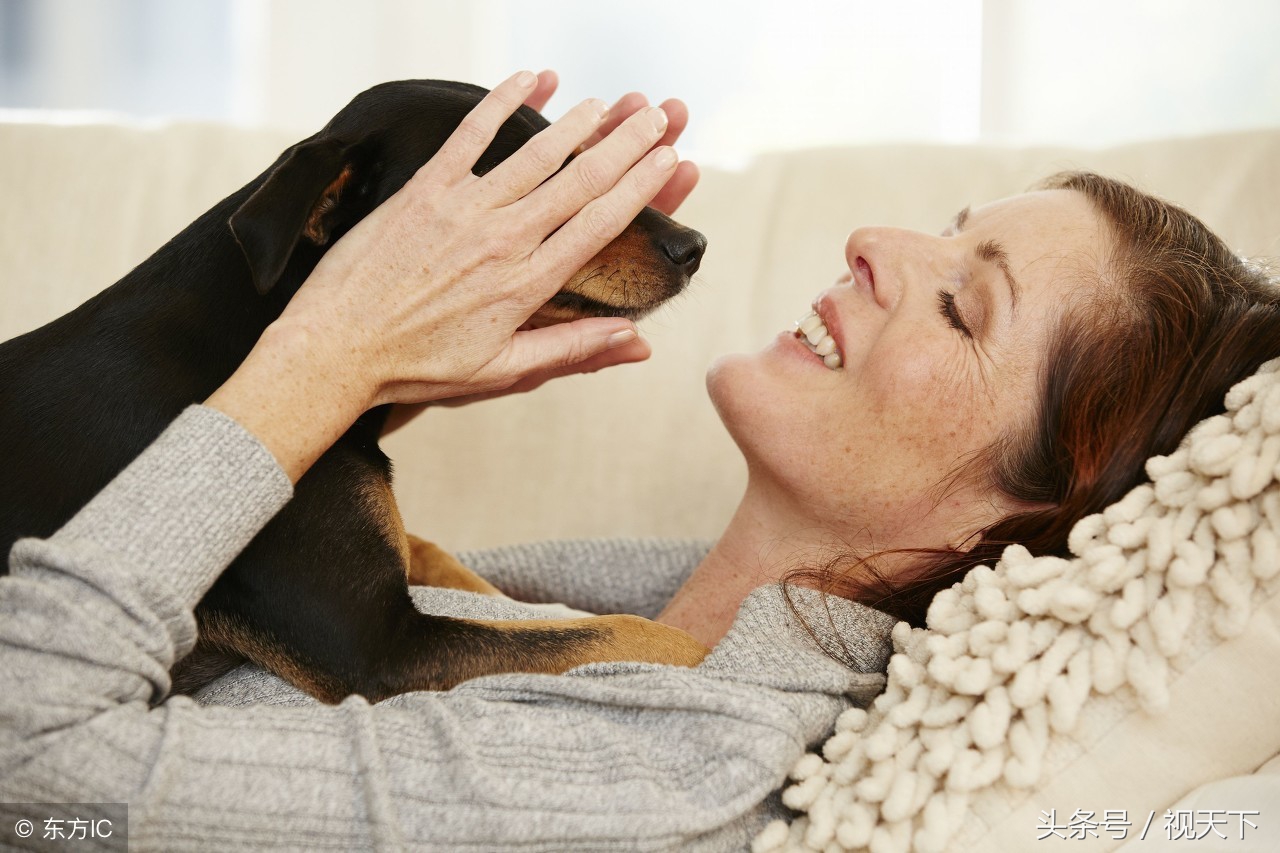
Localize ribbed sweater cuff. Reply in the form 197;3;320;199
54;404;293;619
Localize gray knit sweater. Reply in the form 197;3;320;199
0;405;897;851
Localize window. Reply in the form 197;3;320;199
2;0;1276;165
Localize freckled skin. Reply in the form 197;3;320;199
705;190;1110;559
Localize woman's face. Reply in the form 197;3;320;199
707;189;1109;554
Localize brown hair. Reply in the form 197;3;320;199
790;171;1280;627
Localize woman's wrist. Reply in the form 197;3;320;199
204;320;375;483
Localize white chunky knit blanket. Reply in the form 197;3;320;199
756;357;1280;853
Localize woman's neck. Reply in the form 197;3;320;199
656;480;852;648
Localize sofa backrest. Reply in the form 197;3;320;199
3;120;1278;549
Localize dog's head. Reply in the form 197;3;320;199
229;80;705;325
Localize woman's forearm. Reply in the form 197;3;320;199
0;407;293;763
204;321;370;483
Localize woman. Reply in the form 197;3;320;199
2;70;1277;850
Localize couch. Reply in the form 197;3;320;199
3;117;1278;851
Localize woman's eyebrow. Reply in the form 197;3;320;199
948;205;1022;319
974;238;1023;318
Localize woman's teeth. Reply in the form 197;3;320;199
794;311;843;369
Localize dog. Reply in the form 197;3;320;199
0;80;709;703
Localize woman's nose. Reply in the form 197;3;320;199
844;226;947;311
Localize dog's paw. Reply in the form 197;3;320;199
591;614;710;668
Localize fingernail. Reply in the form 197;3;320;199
653;147;677;171
606;329;637;348
515;70;537;89
588;98;609;120
648;107;668;133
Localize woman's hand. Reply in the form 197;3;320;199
207;71;681;480
381;70;701;426
279;70;679;407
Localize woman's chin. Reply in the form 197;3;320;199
705;348;798;454
706;332;834;408
704;351;756;419
702;353;741;433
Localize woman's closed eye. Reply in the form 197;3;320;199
936;290;973;339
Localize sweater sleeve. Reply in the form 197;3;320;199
0;405;890;852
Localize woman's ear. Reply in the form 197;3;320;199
228;135;355;295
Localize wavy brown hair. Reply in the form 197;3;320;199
790;171;1280;628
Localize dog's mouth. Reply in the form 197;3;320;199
520;290;658;330
519;209;704;330
546;290;649;319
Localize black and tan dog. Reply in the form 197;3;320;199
0;80;708;703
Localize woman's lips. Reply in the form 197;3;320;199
792;294;844;370
776;329;832;369
813;295;846;365
789;257;883;372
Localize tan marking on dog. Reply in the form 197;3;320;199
194;611;348;703
178;607;707;701
169;639;245;696
527;224;671;326
398;616;709;693
361;476;411;570
475;614;710;673
406;534;501;594
303;164;355;243
568;613;710;669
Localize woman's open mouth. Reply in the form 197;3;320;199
793;309;843;369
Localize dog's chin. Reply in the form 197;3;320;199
520;292;663;329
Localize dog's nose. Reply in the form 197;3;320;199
660;227;707;277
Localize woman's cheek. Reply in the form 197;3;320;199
868;338;954;408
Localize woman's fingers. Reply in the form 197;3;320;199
477;97;611;205
434;325;651;407
523;69;559;113
476;319;651;393
416;70;539;185
581;96;696;215
652;98;689;150
585;92;649;148
297;72;689;408
487;81;694;219
520;107;670;234
649;159;700;216
532;144;679;276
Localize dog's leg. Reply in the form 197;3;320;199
405;534;502;595
360;610;710;701
193;453;709;704
198;599;709;704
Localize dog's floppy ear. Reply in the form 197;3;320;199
229;136;356;295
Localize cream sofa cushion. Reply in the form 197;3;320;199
3;122;1277;551
1116;754;1280;852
